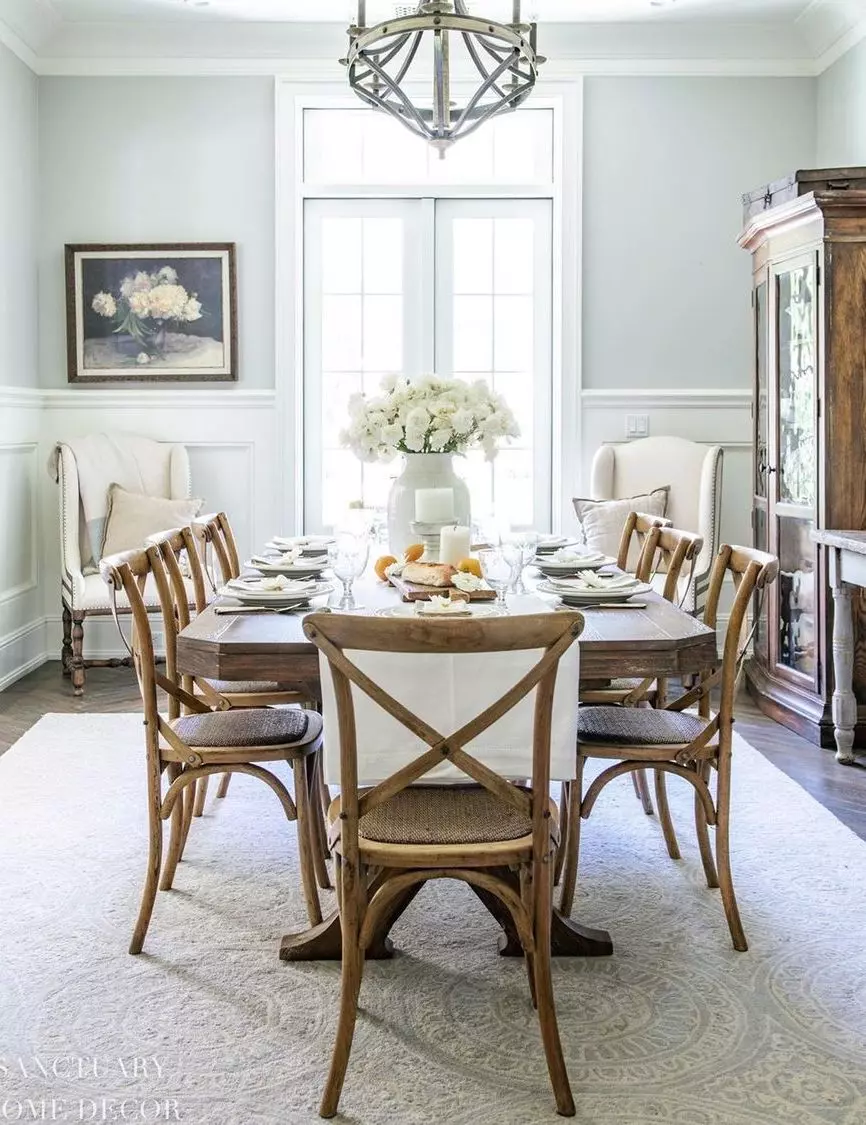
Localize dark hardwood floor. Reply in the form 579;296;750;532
2;661;865;840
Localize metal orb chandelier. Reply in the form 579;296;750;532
342;1;545;156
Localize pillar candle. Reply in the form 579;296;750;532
439;524;471;567
415;487;455;523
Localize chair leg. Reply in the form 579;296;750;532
180;780;195;853
632;769;654;815
293;757;323;927
715;756;747;952
61;603;73;677
520;865;538;1009
553;782;569;886
129;769;163;955
159;764;185;891
192;776;209;818
320;864;365;1119
71;611;86;697
694;761;719;889
216;773;232;799
558;761;584;918
307;755;331;891
533;863;575;1117
653;769;681;860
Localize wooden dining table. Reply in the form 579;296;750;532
176;579;718;963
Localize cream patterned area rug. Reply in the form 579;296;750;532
0;713;864;1125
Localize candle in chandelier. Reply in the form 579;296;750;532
415;487;455;524
439;525;471;567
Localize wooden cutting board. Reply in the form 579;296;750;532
388;573;496;602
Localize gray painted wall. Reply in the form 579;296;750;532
817;38;866;165
35;74;819;393
582;77;817;390
38;77;275;388
0;41;38;388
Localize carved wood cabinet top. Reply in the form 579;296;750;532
811;529;866;554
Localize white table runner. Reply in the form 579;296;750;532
319;607;580;786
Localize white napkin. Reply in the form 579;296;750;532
416;595;472;616
549;548;604;565
230;576;316;593
452;571;489;593
549;572;638;592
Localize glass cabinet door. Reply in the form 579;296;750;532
753;279;770;663
776;263;817;509
772;254;818;686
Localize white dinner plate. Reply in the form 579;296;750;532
222;579;334;605
376;602;504;620
536;579;651;605
268;535;335;555
533;555;615;574
245;558;329;577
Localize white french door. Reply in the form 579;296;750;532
303;196;552;532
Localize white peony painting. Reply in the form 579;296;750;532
66;243;237;383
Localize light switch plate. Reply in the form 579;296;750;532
625;414;650;439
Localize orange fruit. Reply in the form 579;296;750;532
403;543;425;563
457;557;482;578
374;554;398;582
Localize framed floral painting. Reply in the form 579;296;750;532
65;243;237;383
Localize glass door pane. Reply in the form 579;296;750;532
754;506;769;662
777;261;817;507
777;514;817;679
435;198;553;530
755;281;769;498
304;198;424;530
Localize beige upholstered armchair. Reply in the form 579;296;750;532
53;435;193;696
590;436;723;613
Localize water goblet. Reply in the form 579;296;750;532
502;532;539;594
328;534;370;611
478;548;512;608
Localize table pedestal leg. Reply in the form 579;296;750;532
280;869;613;961
831;579;858;765
469;868;613;958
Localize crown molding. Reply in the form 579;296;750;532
815;15;866;72
0;17;38;71
33;54;822;78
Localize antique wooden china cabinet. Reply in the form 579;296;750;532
739;169;866;747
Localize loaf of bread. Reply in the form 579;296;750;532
402;561;456;587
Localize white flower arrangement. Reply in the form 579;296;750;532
91;265;204;359
340;374;520;465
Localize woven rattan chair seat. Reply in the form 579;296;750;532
356;785;533;846
577;706;708;746
172;707;316;748
204;677;298;695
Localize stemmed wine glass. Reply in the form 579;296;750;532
328;534;370;611
478;548;513;608
502;531;540;594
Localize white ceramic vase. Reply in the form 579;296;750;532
387;453;471;557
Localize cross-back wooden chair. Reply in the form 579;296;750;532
615;511;672;574
100;544;326;955
560;544;779;951
146;526;330;889
305;610;584;1119
176;514;325;816
578;526;705;831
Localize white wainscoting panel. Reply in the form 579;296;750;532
40;389;282;661
0;392;46;688
575;389;752;549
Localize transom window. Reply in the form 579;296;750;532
300;104;556;532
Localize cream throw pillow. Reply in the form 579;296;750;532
572;488;669;568
101;484;203;559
